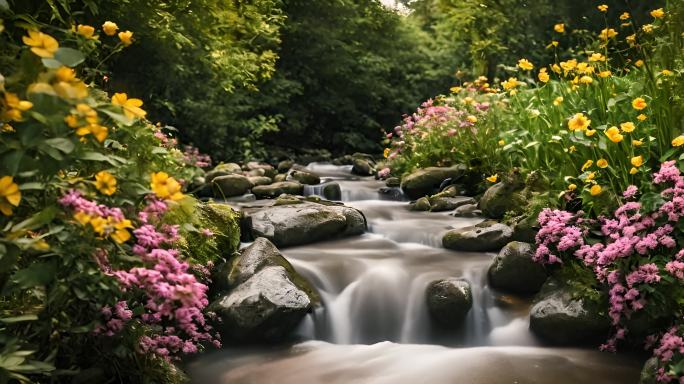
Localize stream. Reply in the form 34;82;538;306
189;164;643;384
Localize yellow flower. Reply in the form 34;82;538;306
590;185;602;196
568;113;591;131
77;24;97;39
661;69;673;76
102;21;119;36
551;64;561;74
635;60;644;68
597;4;608;12
585;129;597;137
642;24;654;33
383;148;390;158
599;28;618;41
87;124;109;143
651;8;665;19
553;96;563;106
486;174;498;183
546;41;559;49
118;30;134;46
538;68;549;83
605;126;624;143
2;92;33;122
588;53;606;62
579;75;593;85
626;34;637;45
73;211;92;226
632;97;647;110
672;136;684;147
518;58;534;71
633;139;643;147
554;23;565;33
498;139;505;146
620;122;636;133
569;145;577;153
568;184;577;191
631;155;644;167
22;30;59;58
89;216;107;235
630;167;638;175
151;172;184;201
560;59;577;74
466;115;478;123
598;70;612;78
109;218;133;244
1;123;15;133
637;114;648;122
581;160;593;171
450;86;462;93
111;92;147;119
94;171;117;195
586;172;596;181
502;77;520;90
0;176;21;216
620;12;631;20
596;159;608;168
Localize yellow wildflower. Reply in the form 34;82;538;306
0;176;21;216
620;122;636;133
554;23;565;33
597;159;608;168
605;126;624;143
94;171;117;195
585;129;597;137
642;24;654;33
568;184;577;191
620;12;630;20
590;185;602;196
568;113;591;131
560;59;577;74
631;156;644;167
626;34;637;45
102;21;119;36
151;172;184;201
651;8;665;19
633;139;643;147
118;30;133;46
466;115;478;123
661;69;673;76
599;28;618;41
589;53;606;62
450;86;462;93
538;68;550;83
551;64;561;74
383;148;390;158
502;77;520;90
22;30;59;58
599;70;612;78
498;139;505;146
518;58;534;71
77;24;97;39
553;96;563;106
109;218;133;244
546;41;559;49
672;136;684;147
579;75;593;85
486;174;498;183
569;145;577;153
630;167;638;175
597;4;608;12
2;92;33;122
111;92;147;119
581;160;593;171
635;60;644;68
637;114;648;122
632;97;647;110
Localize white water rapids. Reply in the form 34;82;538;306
189;163;642;384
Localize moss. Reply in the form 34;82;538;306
164;197;241;265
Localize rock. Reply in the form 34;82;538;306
252;181;304;199
248;202;366;247
274;174;287;182
425;278;472;327
247;168;266;177
277;160;295;173
204;170;232;184
452;204;481;217
209;266;313;341
639;357;659;384
378;187;403;200
287;169;321;185
430;196;477;212
442;221;513;252
401;165;468;200
385;177;400;187
488;241;547;294
478;171;526;219
247;176;273;186
304;181;342;201
409;196;431;211
212;174;253;198
529;280;610;345
213;162;242;174
351;158;374;176
332;155;354;165
510;214;538;243
245;161;276;178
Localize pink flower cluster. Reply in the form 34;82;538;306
652;327;684;382
182;145;212;168
59;189;125;221
95;301;133;336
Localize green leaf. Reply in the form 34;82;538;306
44;138;75;154
11;206;58;232
152;147;168;154
80;151;111;162
0;243;20;274
660;148;677;162
100;108;133;126
53;48;85;68
8;262;56;290
41;58;62;69
0;0;8;11
19;182;44;191
0;315;38;324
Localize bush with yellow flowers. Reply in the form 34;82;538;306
0;13;232;384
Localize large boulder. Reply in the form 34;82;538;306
425;278;472;328
252;181;304;199
478;171;526;219
430;196;476;212
639;357;659;384
209;238;318;342
351;158;374;176
277;160;295;173
488;241;547;294
409;196;431;211
245;161;277;178
442;221;513;252
287;169;321;185
247;176;273;187
304;181;342;201
248;202;366;247
213;162;242;174
401;165;467;200
529;280;610;345
385;177;400;187
212;174;253;198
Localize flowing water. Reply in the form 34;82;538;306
189;163;643;384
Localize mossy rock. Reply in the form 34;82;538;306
401;165;468;200
478;170;526;219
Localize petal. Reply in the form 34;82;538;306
6;191;20;207
111;93;127;106
126;98;143;108
0;176;12;191
0;201;12;216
